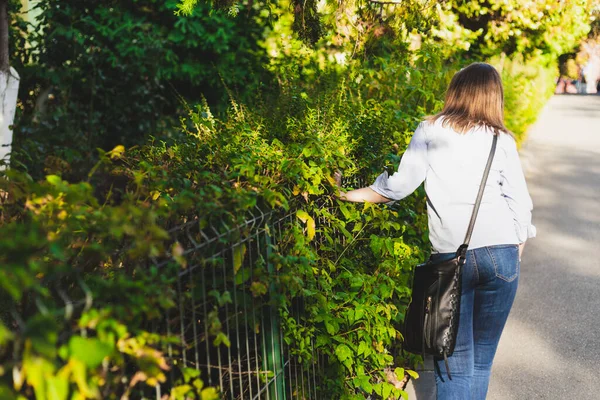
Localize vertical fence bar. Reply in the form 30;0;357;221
264;230;285;400
166;307;175;384
275;217;289;399
200;260;213;386
212;256;225;390
177;274;187;368
274;217;291;399
260;227;271;400
243;241;255;400
253;235;264;399
298;300;305;400
231;243;244;399
189;266;200;372
311;340;317;398
222;247;235;399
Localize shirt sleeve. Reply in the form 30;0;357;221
500;137;537;243
369;122;428;201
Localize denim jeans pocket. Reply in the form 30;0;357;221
486;244;520;282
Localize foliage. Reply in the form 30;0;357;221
493;54;557;141
1;41;452;395
443;0;594;58
3;0;599;398
11;0;269;180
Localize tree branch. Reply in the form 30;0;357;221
368;0;404;4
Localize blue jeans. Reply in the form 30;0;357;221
429;245;520;400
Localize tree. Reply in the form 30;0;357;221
12;0;268;179
0;0;19;169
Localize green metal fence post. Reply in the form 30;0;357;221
264;228;286;400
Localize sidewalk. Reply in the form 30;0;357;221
404;357;436;399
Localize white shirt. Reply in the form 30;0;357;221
369;118;536;253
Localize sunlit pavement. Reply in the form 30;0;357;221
488;94;600;399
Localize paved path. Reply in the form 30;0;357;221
488;95;600;399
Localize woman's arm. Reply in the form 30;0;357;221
338;187;393;203
333;171;392;203
500;137;537;244
335;122;429;204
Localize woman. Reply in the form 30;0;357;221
335;62;535;399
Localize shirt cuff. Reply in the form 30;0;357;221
369;171;399;205
370;171;398;202
527;224;537;239
369;184;397;205
517;223;537;243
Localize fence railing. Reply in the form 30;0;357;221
151;205;320;399
1;177;375;399
152;177;371;399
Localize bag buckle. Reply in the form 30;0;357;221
457;244;468;264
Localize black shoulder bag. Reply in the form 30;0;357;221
402;134;498;380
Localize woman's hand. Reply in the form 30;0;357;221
518;242;525;261
333;170;343;188
333;170;347;199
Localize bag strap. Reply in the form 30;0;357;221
457;134;499;258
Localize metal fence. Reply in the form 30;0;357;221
1;177;372;399
152;205;322;400
149;178;371;399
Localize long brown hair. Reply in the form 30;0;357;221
428;62;510;135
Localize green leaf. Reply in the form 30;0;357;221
233;244;246;274
394;367;405;380
324;319;339;335
68;337;112;368
346;309;355;324
357;341;369;356
382;382;393;399
181;367;200;383
350;275;363;289
213;332;231;347
201;387;219;400
46;175;62;186
23;356;55;400
354;306;365;321
334;344;352;362
0;322;13;346
171;384;193;399
46;376;69;400
234;267;251;285
353;375;373;394
0;384;18;399
339;202;353;220
306;216;316;241
407;369;419;380
296;210;310;222
250;281;267;297
26;315;59;358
